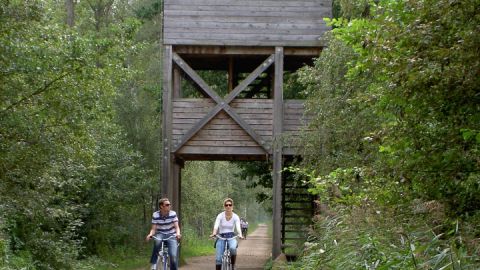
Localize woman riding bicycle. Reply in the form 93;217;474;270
146;198;181;270
209;198;244;270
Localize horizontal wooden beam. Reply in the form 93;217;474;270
173;45;322;56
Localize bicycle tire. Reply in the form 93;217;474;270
155;255;160;270
221;253;231;270
158;255;170;270
155;254;170;270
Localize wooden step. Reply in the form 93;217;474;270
282;237;307;241
284;214;312;218
284;206;313;210
284;199;312;202
282;221;311;225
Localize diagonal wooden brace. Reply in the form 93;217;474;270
172;54;275;153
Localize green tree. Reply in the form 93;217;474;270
291;0;480;268
299;0;480;215
1;0;151;268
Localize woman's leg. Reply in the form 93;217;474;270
228;238;238;268
215;239;225;266
227;238;238;255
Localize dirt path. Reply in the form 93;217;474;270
180;224;272;270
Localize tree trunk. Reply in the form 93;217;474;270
65;0;75;27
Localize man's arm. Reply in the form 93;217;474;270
145;224;156;241
174;221;181;240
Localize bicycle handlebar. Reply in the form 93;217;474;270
213;235;239;240
151;235;178;241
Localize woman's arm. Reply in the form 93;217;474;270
209;213;222;237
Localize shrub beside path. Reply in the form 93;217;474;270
180;224;272;270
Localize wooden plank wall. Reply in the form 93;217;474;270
164;0;332;47
173;98;273;156
284;100;309;132
172;98;310;157
283;100;312;155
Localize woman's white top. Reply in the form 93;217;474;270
213;211;243;237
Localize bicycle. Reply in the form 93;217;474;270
151;235;178;270
241;227;248;239
214;235;239;270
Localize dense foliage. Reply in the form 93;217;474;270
0;0;158;269
285;0;480;269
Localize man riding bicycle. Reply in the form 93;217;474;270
240;218;249;239
209;198;244;270
146;198;181;270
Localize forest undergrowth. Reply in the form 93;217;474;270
278;200;479;269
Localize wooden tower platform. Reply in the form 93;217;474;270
161;0;332;259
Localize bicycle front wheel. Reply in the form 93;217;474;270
158;255;170;270
221;254;231;270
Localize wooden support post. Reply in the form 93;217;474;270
272;46;284;259
162;45;173;197
173;66;182;98
172;159;182;260
228;57;234;92
172;65;182;209
172;161;181;212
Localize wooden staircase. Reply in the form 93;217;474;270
281;170;315;259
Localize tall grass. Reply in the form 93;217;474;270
180;226;215;258
74;245;151;270
280;203;480;270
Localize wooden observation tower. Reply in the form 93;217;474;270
161;0;332;259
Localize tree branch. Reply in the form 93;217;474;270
1;66;82;116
